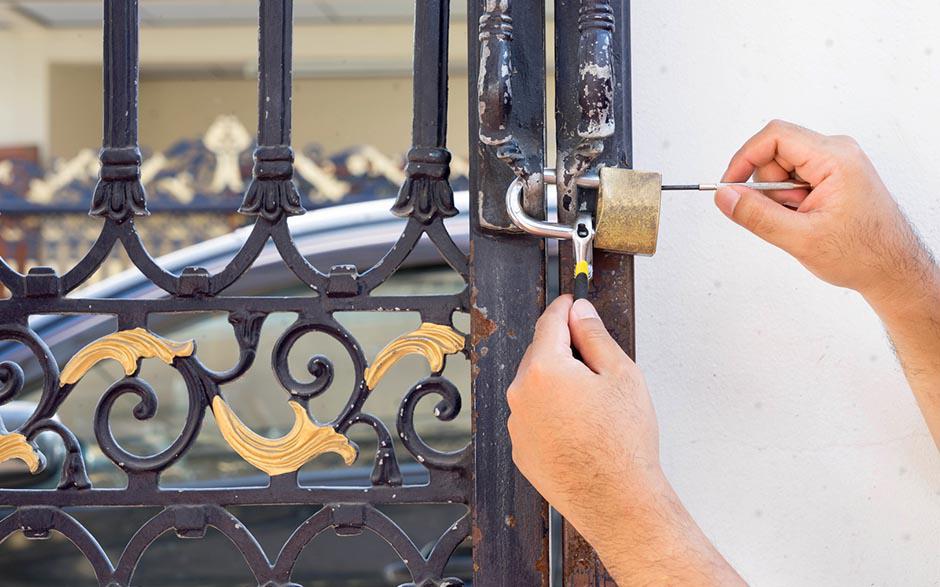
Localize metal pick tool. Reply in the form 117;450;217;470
661;181;811;191
572;174;812;192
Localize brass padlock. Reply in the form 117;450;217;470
593;167;662;256
505;167;663;257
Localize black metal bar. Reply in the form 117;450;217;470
91;0;147;222
0;482;469;508
470;0;550;585
239;0;305;221
555;1;632;584
392;0;459;225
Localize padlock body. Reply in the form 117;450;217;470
595;168;662;256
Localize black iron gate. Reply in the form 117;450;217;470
0;1;632;585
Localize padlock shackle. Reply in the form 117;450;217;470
505;172;574;240
505;168;600;240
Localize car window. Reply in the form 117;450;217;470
49;265;468;487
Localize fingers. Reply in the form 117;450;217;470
722;120;830;186
518;295;574;373
531;294;574;351
715;185;808;252
754;165;810;207
568;299;629;375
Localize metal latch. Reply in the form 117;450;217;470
506;167;664;258
507;167;811;297
506;166;662;299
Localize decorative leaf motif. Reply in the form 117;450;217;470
391;147;458;224
0;432;41;473
91;146;149;222
364;323;465;390
211;396;357;476
59;328;195;386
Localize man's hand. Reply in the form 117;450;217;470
717;120;940;449
715;119;935;307
508;295;660;524
508;295;746;585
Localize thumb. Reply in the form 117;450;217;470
569;299;628;374
715;185;806;251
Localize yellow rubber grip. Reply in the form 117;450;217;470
574;260;590;277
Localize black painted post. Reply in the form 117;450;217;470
555;0;633;584
470;0;551;585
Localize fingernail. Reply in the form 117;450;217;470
572;298;599;320
715;187;742;217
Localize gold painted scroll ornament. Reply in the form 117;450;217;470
55;327;357;476
364;322;464;390
211;396;357;476
0;432;40;473
59;327;195;385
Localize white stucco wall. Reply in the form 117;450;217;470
632;2;940;585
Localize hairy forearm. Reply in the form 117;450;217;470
571;472;747;586
865;247;940;449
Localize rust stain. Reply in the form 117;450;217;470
469;283;498;386
563;512;616;585
469;288;498;341
471;521;483;575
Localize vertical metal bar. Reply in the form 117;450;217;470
391;0;459;225
412;0;449;148
102;1;139;154
470;0;550;585
555;0;633;584
91;0;147;222
259;0;292;148
239;0;305;221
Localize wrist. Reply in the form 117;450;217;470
568;466;675;556
575;470;745;586
863;255;940;322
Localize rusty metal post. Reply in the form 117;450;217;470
470;0;551;584
555;0;634;584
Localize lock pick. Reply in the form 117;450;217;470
661;181;811;191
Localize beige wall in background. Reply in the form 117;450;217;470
49;69;484;161
49;65;102;159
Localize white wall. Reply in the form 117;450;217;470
632;1;940;585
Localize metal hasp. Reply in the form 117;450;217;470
504;169;595;288
506;167;663;257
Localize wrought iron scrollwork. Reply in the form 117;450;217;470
0;0;472;583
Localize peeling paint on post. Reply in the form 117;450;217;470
470;0;551;584
555;0;632;585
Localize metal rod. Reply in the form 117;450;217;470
545;169;811;192
663;181;812;191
